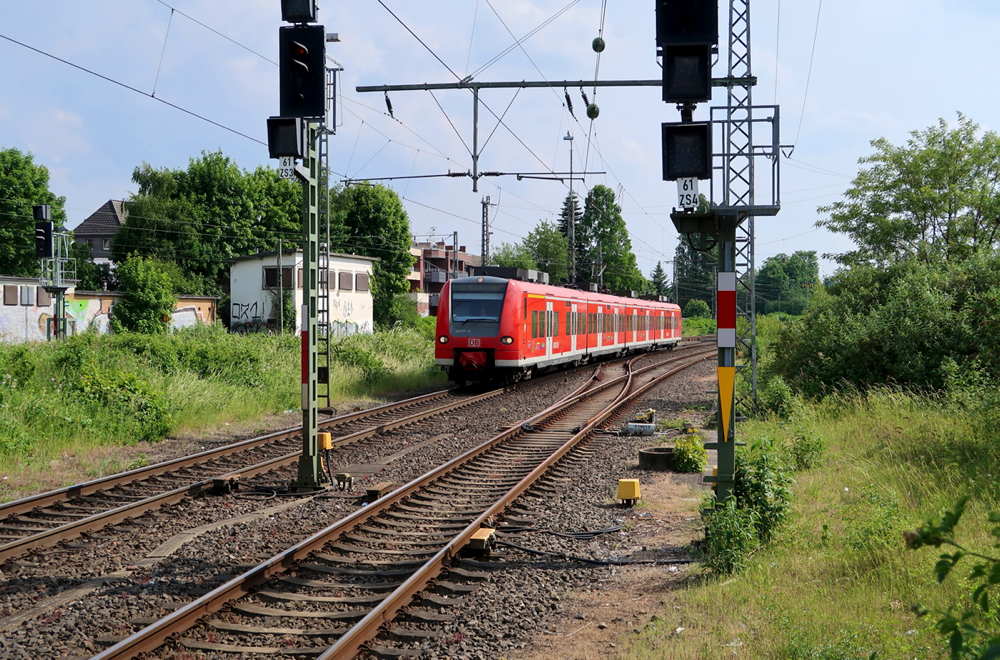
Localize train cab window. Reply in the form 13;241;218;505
451;281;507;326
532;311;538;338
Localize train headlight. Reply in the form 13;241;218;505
500;336;513;345
438;335;449;344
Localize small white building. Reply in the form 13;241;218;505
227;250;376;335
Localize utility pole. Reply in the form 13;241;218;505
564;131;575;284
266;0;332;493
277;238;283;335
480;196;494;266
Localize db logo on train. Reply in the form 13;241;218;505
468;338;481;347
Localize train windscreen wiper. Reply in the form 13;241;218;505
458;317;497;324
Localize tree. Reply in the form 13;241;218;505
684;299;711;318
71;242;117;291
650;261;669;298
522;221;568;282
491;242;537;270
110;256;177;334
674;233;716;312
755;251;819;315
818;114;1000;267
556;191;584;282
114;151;301;297
579;185;645;291
332;184;414;328
0;148;67;277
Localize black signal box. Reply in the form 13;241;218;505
656;0;719;47
279;25;326;118
662;122;712;180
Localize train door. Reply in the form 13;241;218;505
545;300;553;360
570;303;578;353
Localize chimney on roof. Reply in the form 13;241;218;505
459;245;466;252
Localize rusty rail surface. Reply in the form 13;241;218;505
88;347;713;660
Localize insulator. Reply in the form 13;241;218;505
564;88;575;118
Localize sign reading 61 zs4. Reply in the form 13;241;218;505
677;177;699;209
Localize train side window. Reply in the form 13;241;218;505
523;297;527;319
554;311;559;337
540;311;546;338
532;311;538;338
566;311;572;336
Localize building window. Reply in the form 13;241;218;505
37;288;52;306
262;267;294;289
20;286;34;306
102;238;111;251
86;238;94;250
3;285;17;306
355;273;370;292
338;272;353;291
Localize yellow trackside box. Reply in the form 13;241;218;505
318;432;333;450
617;478;641;501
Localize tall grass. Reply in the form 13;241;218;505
624;386;1000;659
0;325;443;493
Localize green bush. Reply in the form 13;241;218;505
673;432;709;473
683;298;712;319
0;345;36;390
786;430;825;470
734;437;793;544
703;498;759;575
110;255;178;334
331;336;389;382
76;368;173;443
758;374;797;418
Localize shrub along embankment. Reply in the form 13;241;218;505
0;324;443;496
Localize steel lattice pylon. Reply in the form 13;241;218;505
724;0;758;416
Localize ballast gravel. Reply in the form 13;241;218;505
0;352;715;659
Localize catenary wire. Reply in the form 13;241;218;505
0;33;267;147
793;0;824;147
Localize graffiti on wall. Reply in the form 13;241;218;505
231;302;260;322
0;291;211;344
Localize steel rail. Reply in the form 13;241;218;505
88;350;712;660
0;388;456;518
0;388;515;563
320;351;712;659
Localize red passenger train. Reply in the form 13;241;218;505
435;274;682;383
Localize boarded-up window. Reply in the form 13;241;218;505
20;287;34;306
297;268;303;288
3;286;17;306
355;273;370;292
338;272;353;291
37;288;51;306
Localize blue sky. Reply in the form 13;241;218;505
2;0;998;279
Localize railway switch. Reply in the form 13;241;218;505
617;478;641;507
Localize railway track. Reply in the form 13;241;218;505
89;346;714;660
0;388;504;564
0;339;712;567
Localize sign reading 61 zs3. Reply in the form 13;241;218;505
677;177;699;209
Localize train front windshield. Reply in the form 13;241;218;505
450;280;507;335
